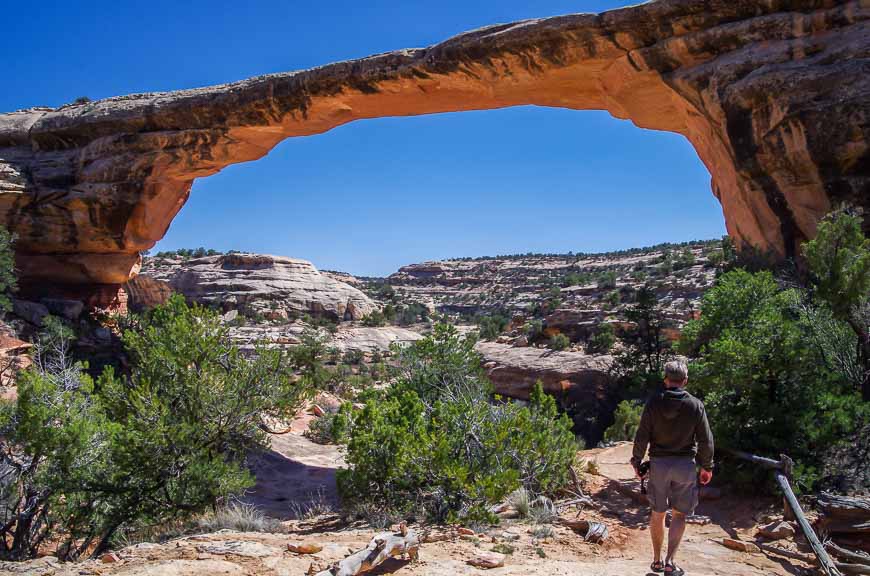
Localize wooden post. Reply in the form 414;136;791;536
780;454;795;522
725;449;843;576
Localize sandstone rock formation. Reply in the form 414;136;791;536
141;253;376;321
476;342;616;442
1;1;867;305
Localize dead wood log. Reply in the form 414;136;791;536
818;494;870;536
313;526;420;576
756;543;870;575
827;541;870;565
557;518;609;543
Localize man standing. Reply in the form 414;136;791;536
631;360;714;576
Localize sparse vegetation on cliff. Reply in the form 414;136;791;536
0;226;16;312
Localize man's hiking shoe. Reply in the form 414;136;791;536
665;562;685;576
650;560;665;573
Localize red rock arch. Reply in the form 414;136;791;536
0;0;867;299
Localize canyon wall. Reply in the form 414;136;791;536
0;0;867;303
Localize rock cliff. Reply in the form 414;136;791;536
141;253;376;321
1;0;867;305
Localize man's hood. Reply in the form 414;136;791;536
659;388;689;420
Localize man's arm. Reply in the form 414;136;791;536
631;401;653;470
695;404;714;470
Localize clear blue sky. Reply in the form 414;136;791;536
2;0;725;277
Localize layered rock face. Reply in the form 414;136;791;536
1;1;867;301
476;342;617;442
142;253;376;321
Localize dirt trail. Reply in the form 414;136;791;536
5;437;814;576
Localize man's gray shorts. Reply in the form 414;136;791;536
648;457;699;515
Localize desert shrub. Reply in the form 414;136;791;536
0;296;315;560
337;325;576;524
603;400;643;442
547;333;570;351
614;285;674;395
476;312;510;341
678;269;866;489
361;310;386;327
586;323;615;354
562;272;591;287
0;226;15;312
196;502;284;533
524;319;544;342
604;290;620;309
597;271;617;289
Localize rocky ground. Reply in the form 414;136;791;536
1;433;811;576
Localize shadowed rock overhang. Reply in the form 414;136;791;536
0;0;867;299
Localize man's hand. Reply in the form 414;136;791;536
699;468;713;485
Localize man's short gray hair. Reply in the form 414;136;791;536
664;360;688;383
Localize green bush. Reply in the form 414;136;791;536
547;333;570;351
337;325;576;524
587;323;615;354
0;296;316;560
0;226;16;312
476;313;510;340
603;400;643;442
678;269;866;489
597;271;617;290
361;310;386;327
614;285;674;394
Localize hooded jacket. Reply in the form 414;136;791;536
631;387;714;470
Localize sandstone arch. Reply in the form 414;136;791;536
0;0;867;301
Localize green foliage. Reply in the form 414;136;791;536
803;208;870;399
597;271;617;290
0;226;16;312
547;333;570;351
562;272;591;287
678;269;866;489
337;325;576;524
615;285;674;394
603;400;643;442
586;323;615;354
476;312;510;341
361;310;386;327
0;296;317;560
604;290;620;309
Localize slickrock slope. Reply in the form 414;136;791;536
1;1;867;303
141;253;376;321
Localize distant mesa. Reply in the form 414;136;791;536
1;0;867;309
131;253;376;321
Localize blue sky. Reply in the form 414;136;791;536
2;0;725;276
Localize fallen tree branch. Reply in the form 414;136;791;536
313;525;420;576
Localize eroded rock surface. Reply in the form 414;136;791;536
1;1;867;301
141;253;376;321
476;342;616;442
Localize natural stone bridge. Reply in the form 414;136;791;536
1;0;867;304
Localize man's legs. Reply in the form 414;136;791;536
665;509;687;566
650;510;666;564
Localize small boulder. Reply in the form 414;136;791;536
100;552;121;564
468;550;505;569
41;298;84;320
287;542;323;554
12;300;49;326
722;538;760;553
457;527;475;536
757;521;795;541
